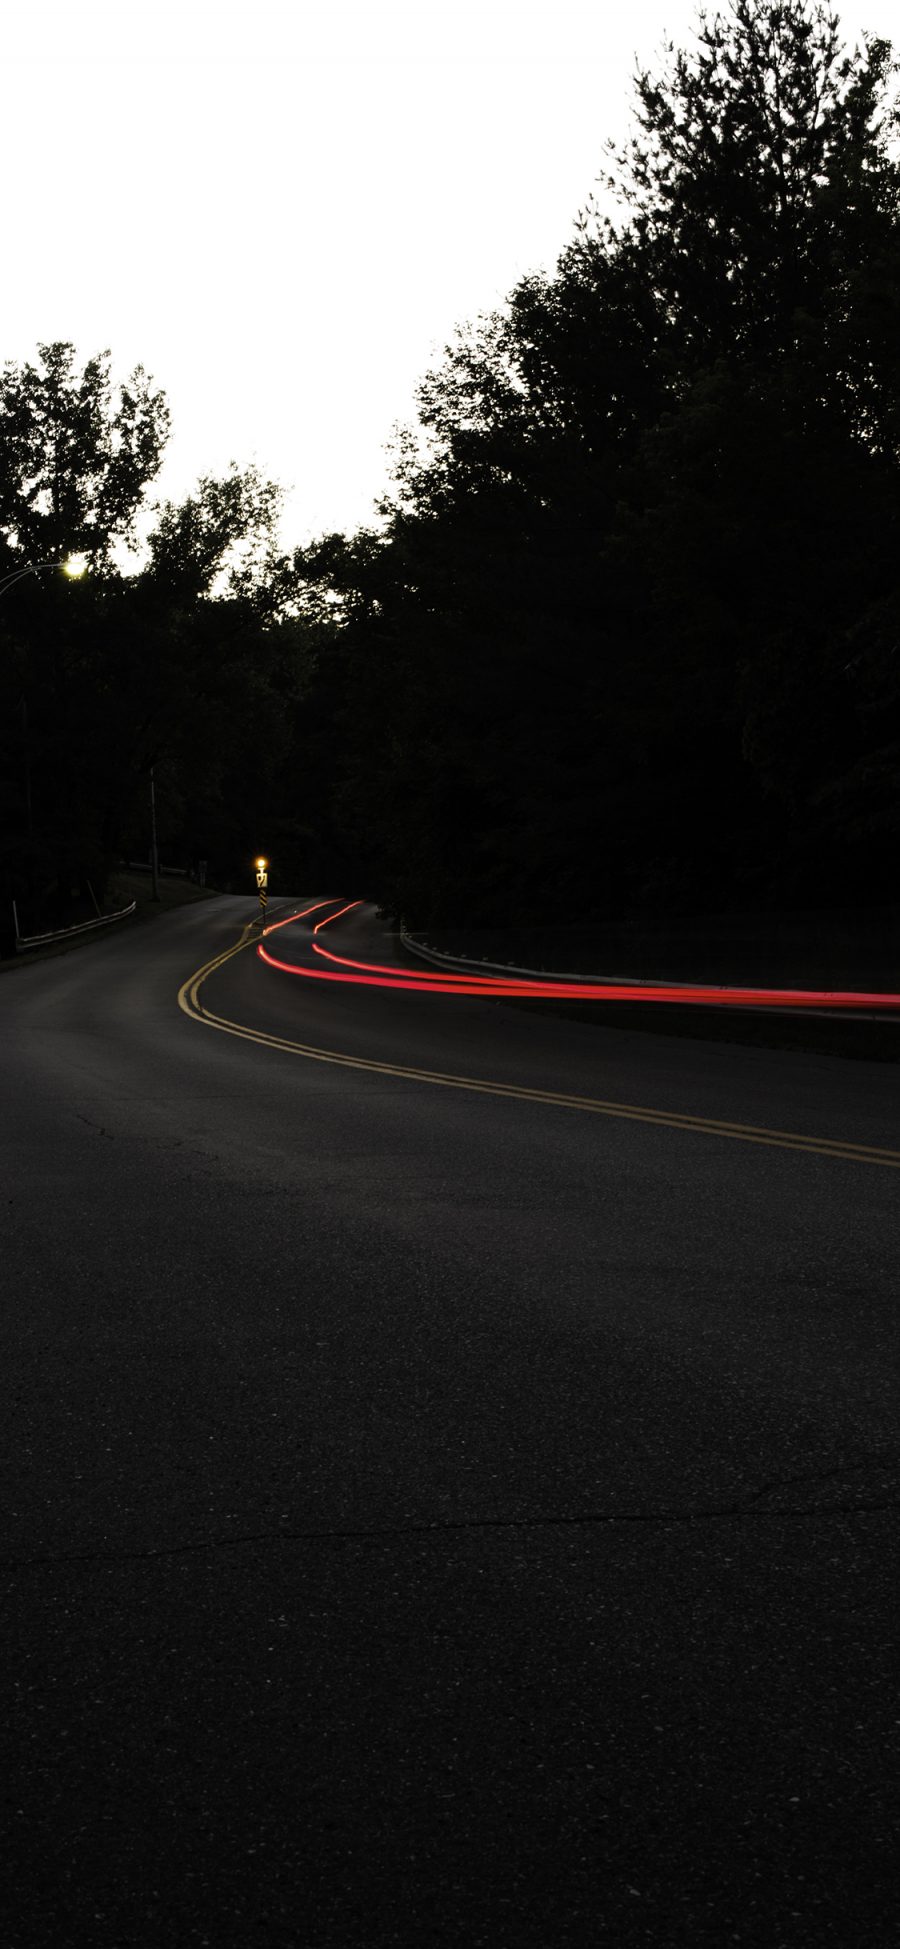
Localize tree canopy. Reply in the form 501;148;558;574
0;342;170;568
0;345;311;946
293;0;900;927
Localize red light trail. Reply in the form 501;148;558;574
255;900;900;1012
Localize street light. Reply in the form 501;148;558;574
0;555;87;598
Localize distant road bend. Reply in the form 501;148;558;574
3;891;899;1947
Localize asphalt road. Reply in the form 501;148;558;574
3;895;899;1947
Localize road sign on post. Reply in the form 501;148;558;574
255;857;268;925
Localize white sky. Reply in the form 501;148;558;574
2;0;893;554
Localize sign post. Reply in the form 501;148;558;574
255;856;268;926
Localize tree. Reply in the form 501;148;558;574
592;2;900;443
0;342;170;566
0;346;308;944
144;463;287;608
56;464;304;894
304;1;900;926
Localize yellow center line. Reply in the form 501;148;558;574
177;930;900;1170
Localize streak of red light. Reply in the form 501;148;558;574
256;918;900;1011
313;900;364;934
262;898;345;936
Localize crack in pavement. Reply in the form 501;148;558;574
75;1112;115;1141
3;1490;897;1571
742;1459;899;1505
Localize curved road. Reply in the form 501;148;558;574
3;896;899;1946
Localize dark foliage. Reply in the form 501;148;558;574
295;0;900;927
0;347;311;947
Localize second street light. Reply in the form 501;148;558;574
255;857;268;926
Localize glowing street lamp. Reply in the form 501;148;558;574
0;554;87;598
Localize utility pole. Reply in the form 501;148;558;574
150;767;160;902
21;696;32;841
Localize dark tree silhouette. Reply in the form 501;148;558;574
0;351;307;944
0;342;170;567
299;1;900;927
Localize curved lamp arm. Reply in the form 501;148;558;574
0;557;87;598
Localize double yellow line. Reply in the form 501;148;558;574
178;926;900;1171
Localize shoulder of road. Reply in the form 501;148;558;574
399;919;900;1064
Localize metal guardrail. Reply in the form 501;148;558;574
399;927;646;985
398;927;898;1021
13;897;137;953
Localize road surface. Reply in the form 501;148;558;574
3;896;899;1946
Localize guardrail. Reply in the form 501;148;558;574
12;897;137;953
399;927;644;985
398;927;898;1021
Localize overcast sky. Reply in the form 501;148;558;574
3;0;893;553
